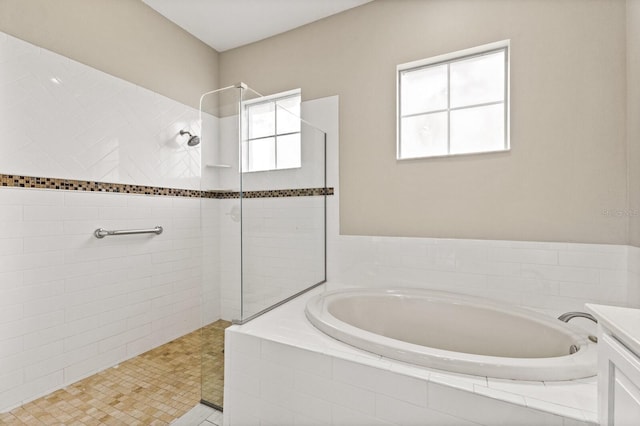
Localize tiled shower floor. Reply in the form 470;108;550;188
0;320;231;425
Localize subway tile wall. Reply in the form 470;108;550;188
0;32;202;189
0;188;218;410
327;233;634;318
0;31;220;412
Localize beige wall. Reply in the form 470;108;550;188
0;0;631;244
0;0;219;110
220;0;628;244
629;0;640;247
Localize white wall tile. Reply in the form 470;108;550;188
0;372;64;413
331;405;396;426
0;371;23;394
290;391;333;425
293;370;333;403
261;340;332;377
374;371;428;407
0;187;217;411
63;345;127;384
330;380;376;414
0;32;203;189
488;247;558;265
375;393;476;426
0;304;23;325
427;382;564;426
0;310;64;342
258;398;295;426
25;343;98;382
559;250;627;270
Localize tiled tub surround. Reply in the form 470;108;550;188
224;287;598;426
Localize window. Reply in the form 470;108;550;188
242;90;301;172
397;41;509;159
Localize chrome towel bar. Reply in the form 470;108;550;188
94;226;163;239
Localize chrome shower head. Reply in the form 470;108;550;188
179;130;201;147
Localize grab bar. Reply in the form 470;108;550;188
94;226;163;239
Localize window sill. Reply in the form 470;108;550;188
396;148;511;162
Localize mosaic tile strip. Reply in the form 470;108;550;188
0;174;333;199
0;174;204;197
211;187;334;199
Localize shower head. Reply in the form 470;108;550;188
179;130;201;147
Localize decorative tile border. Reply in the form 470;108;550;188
0;174;205;197
0;174;333;199
211;187;334;199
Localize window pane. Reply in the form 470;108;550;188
450;103;504;154
450;50;505;108
400;112;448;158
276;134;301;169
248;102;275;139
401;64;448;116
276;96;301;135
248;137;276;172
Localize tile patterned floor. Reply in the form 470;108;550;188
0;320;231;425
171;404;222;426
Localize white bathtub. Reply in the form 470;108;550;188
305;288;597;381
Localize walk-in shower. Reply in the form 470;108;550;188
198;82;327;409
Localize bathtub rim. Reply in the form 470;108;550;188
305;287;597;381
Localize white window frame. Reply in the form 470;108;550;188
242;88;302;173
397;40;510;160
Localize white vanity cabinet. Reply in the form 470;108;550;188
587;304;640;426
599;333;640;425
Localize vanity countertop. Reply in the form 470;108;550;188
586;303;640;357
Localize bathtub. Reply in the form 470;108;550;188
305;288;597;381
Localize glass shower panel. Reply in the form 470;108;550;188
239;93;327;321
198;83;327;408
199;85;243;409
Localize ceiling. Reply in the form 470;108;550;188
142;0;373;52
